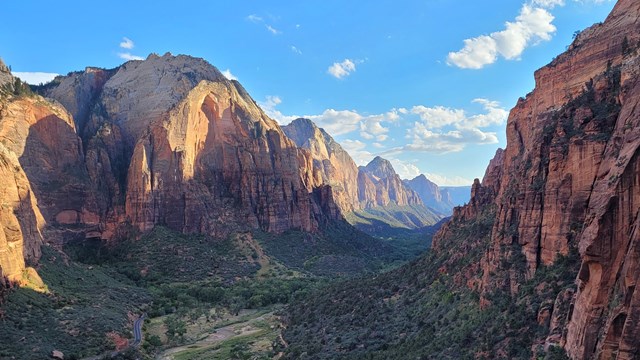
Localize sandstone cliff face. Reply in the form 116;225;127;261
358;156;422;208
0;94;100;246
39;54;339;238
432;0;640;358
0;142;45;281
125;80;323;235
283;118;361;213
42;67;116;136
0;65;48;283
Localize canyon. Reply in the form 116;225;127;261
0;0;637;358
0;52;449;286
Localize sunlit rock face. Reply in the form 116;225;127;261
42;53;340;240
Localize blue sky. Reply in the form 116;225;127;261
0;0;615;185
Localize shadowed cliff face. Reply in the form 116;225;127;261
0;140;45;281
283;118;361;214
0;143;45;281
432;0;640;358
0;96;97;247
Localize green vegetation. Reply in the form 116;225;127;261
0;246;150;360
156;310;281;360
1;218;440;359
280;207;578;359
254;220;420;275
1;76;34;98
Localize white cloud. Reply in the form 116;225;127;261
389;159;422;179
266;25;281;35
340;139;374;166
247;14;282;35
386;110;401;122
447;35;498;70
261;96;506;154
119;37;135;49
118;52;144;61
291;45;303;55
398;125;499;154
467;98;510;128
246;14;263;23
309;109;363;135
258;95;291;124
423;172;474;186
531;0;565;8
222;69;238;81
411;99;508;130
447;5;556;69
328;59;357;79
117;37;143;61
375;99;508;154
13;72;59;85
260;96;396;137
360;116;389;140
411;105;466;128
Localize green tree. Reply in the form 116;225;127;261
164;316;187;341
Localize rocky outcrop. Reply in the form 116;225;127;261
0;58;12;89
432;0;640;358
358;157;422;208
283;118;361;213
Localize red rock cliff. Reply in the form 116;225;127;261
43;54;338;238
433;0;640;358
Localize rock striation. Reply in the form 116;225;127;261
432;0;640;358
283;118;361;214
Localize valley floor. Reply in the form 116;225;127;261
155;308;280;360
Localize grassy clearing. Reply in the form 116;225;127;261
159;309;281;360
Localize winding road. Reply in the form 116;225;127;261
130;313;146;347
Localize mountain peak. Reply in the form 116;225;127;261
364;156;396;179
283;118;322;147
